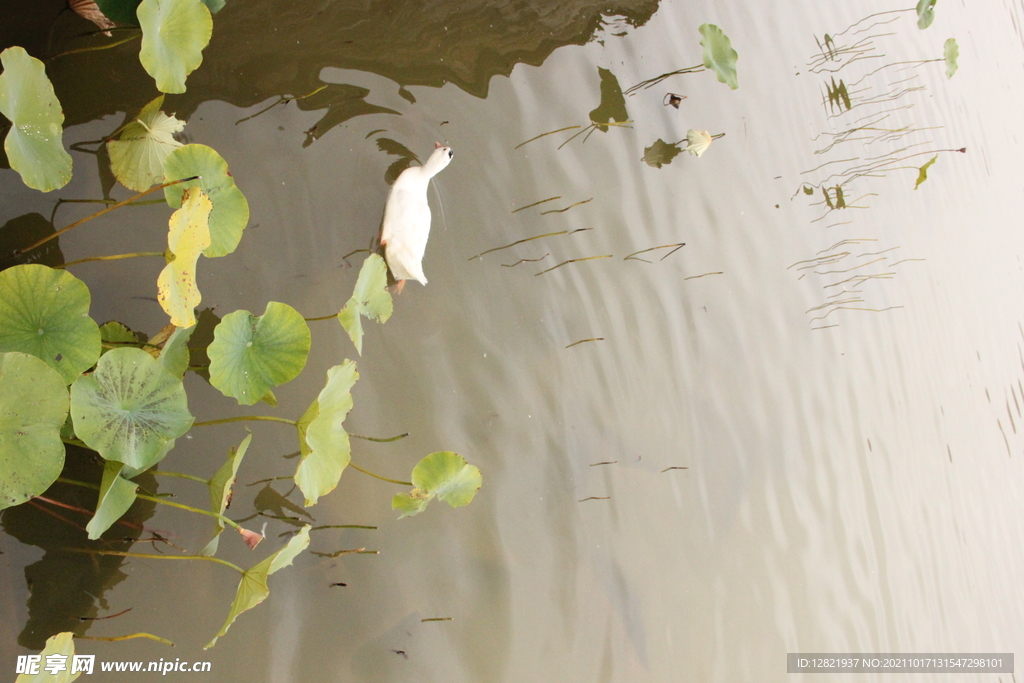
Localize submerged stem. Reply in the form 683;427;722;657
152;471;209;485
348;462;412;487
193;415;297;427
66;548;244;574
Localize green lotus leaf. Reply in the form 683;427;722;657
392;451;482;519
163;144;250;257
16;631;80;683
157;187;212;328
294;361;358;506
137;0;212;94
0;264;101;384
0;352;68;510
205;525;310;649
107;95;184;192
338;254;393;355
0;47;73;192
917;0;937;29
207;302;310;405
94;0;142;24
642;139;682;168
914;155;938;190
99;321;145;356
158;324;195;379
199;431;251;556
201;0;225;12
85;460;139;539
944;38;959;78
70;347;194;470
698;23;739;90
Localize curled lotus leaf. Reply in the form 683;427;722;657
917;0;937;29
294;361;358;506
157;187;212;327
337;254;393;355
0;47;73;192
107;95;185;192
698;24;739;90
85;460;139;540
944;38;959;79
16;631;81;682
392;451;482;519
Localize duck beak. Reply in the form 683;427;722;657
434;141;443;149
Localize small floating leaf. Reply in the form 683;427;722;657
914;155;938;189
163;144;250;257
0;264;101;384
944;38;959;78
294;361;358;506
16;632;80;682
338;254;392;355
199;432;251;556
157;188;212;328
0;47;73;192
699;24;739;90
917;0;937;29
392;451;482;519
205;525;310;649
0;352;68;510
207;302;311;405
70;347;194;470
642;139;682;168
107;95;184;192
85;460;139;539
137;0;213;94
684;129;713;157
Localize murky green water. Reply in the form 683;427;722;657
3;0;1024;680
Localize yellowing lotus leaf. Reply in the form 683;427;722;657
107;95;185;192
158;188;211;327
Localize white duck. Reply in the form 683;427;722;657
380;142;454;291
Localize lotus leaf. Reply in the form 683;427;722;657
85;460;139;539
0;47;73;192
158;324;195;379
94;0;142;24
199;431;251;556
15;631;80;683
917;0;937;29
294;361;358;506
163;144;250;257
0;264;101;384
944;38;958;79
642;139;682;168
207;302;310;405
698;24;739;90
107;95;184;191
99;321;145;356
338;254;393;355
157;188;212;327
205;525;310;649
914;155;938;190
70;347;193;470
0;352;68;510
137;0;212;94
392;451;482;519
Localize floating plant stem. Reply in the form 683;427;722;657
152;471;209;485
66;548;244;574
79;608;132;622
565;338;604;348
515;126;581;150
502;254;549;267
48;32;141;61
468;228;590;260
235;85;328;125
11;176;199;258
624;243;686;262
347;462;412;487
58;252;165;269
624;64;704;94
76;633;174;647
193;415;297;427
512;197;561;213
683;272;723;280
540;198;592;215
349;432;408;443
535;255;612;276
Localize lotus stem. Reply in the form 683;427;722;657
347;462;412;487
48;32;140;61
12;176;199;258
349;432;408;443
304;314;337;322
192;415;297;427
58;252;165;269
75;633;174;647
65;548;244;574
134;493;241;530
152;471;209;485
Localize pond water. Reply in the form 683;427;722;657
2;0;1024;680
